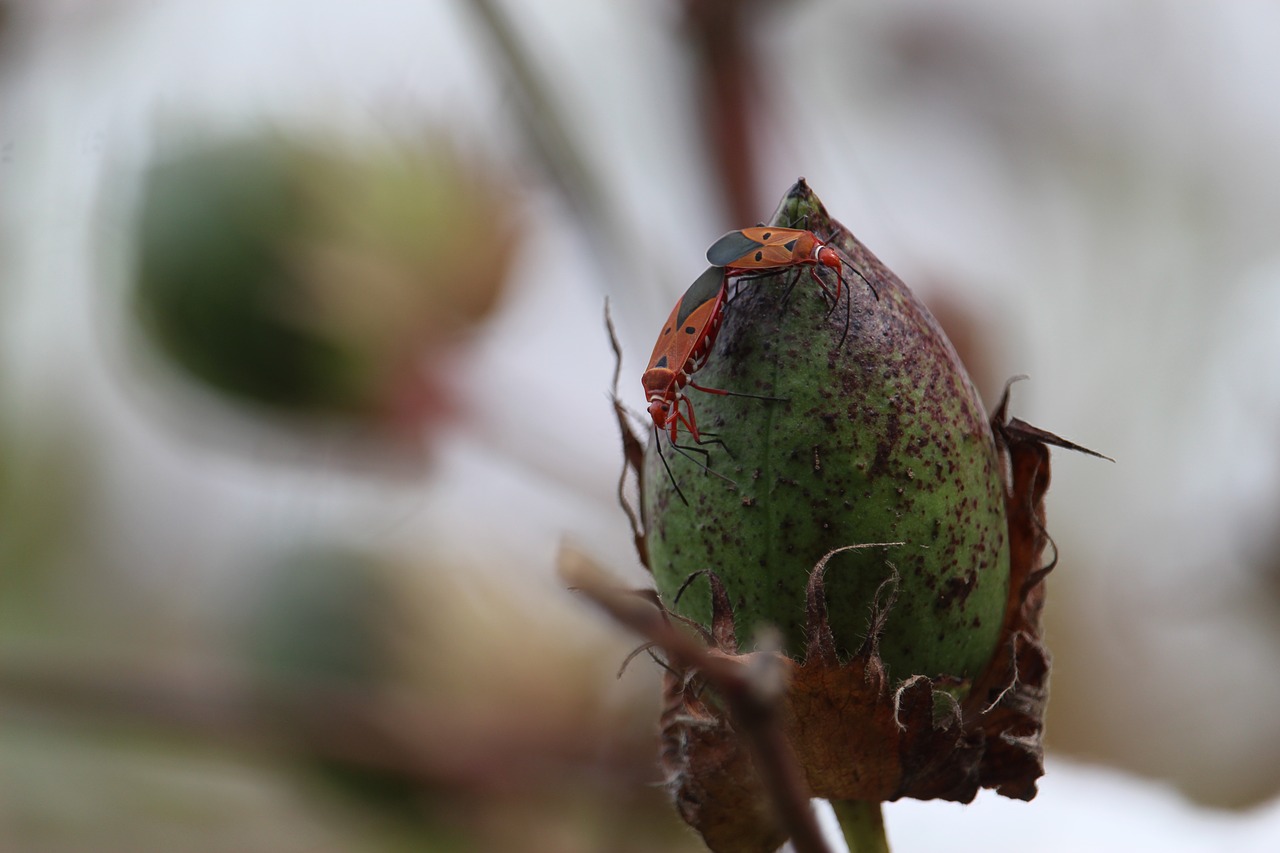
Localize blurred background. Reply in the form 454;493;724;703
3;1;1280;851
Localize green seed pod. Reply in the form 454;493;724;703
644;181;1009;685
131;132;517;425
613;181;1096;848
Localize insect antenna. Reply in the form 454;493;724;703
843;257;878;301
653;425;690;506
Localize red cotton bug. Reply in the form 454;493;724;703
705;226;877;303
641;265;731;444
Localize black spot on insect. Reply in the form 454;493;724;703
655;356;668;368
753;251;764;262
761;231;772;239
662;326;672;336
684;325;696;334
783;238;798;252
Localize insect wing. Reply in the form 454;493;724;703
706;230;765;266
737;242;800;268
708;227;816;269
645;297;686;373
737;226;808;246
677;266;726;325
647;266;725;371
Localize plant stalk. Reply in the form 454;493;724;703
831;799;889;853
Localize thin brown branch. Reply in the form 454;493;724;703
0;656;655;791
560;547;833;853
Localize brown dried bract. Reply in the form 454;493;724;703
605;301;650;568
637;382;1102;850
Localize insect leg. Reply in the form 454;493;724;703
670;439;738;486
836;278;852;351
688;380;787;405
780;267;803;310
809;266;840;308
672;394;736;462
668;400;738;484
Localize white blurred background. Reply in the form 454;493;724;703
3;1;1280;851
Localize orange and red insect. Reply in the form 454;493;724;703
642;265;732;443
705;226;875;302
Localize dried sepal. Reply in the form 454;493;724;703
605;301;651;569
957;380;1109;799
660;661;788;853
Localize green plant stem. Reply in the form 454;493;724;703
831;800;889;853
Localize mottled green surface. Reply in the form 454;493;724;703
134;138;358;410
644;184;1009;682
132;133;515;418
